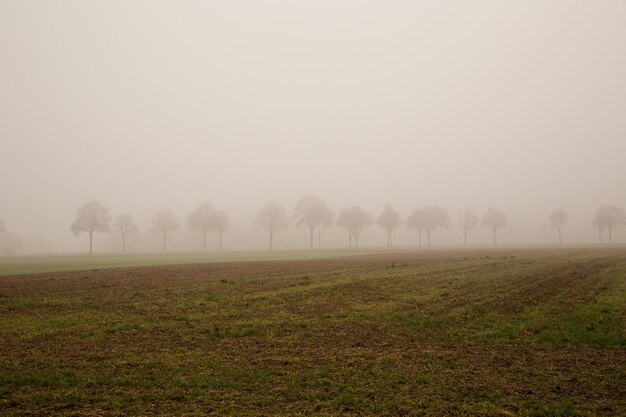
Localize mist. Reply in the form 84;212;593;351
1;0;625;254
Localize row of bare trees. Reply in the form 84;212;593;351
592;205;626;244
70;201;230;254
347;205;510;247
546;205;626;245
256;199;626;249
255;198;510;249
255;198;379;249
62;200;626;253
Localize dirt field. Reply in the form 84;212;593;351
0;248;624;416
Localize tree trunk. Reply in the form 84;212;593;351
427;230;431;246
219;231;223;251
464;230;467;247
387;229;392;248
558;228;562;245
348;235;352;248
122;234;126;253
598;230;602;245
163;235;167;251
419;230;422;248
309;227;314;250
355;235;359;248
269;230;273;250
493;229;497;246
317;228;322;249
89;231;93;255
608;226;613;244
203;232;207;251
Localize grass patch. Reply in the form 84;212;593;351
0;250;373;276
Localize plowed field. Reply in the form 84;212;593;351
1;248;624;416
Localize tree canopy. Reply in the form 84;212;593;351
337;206;372;248
151;210;179;251
482;207;507;245
458;209;479;246
70;201;111;254
114;214;138;253
256;201;289;250
592;205;625;244
406;206;449;246
293;196;333;249
186;202;216;250
550;209;568;245
377;205;401;248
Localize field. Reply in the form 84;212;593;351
0;251;369;276
0;248;624;416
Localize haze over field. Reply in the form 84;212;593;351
1;1;626;253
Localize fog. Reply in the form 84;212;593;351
1;1;625;254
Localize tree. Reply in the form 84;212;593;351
256;201;289;250
591;218;604;245
406;208;427;247
406;206;449;247
482;207;507;246
458;209;479;247
593;205;625;244
209;209;230;251
292;196;333;249
315;206;334;249
550;209;568;245
186;202;215;250
70;201;111;254
151;210;179;251
336;206;372;248
423;206;450;246
377;205;401;248
114;214;138;253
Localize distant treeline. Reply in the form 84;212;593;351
1;199;625;254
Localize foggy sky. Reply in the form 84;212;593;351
1;1;626;253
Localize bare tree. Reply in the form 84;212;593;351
70;201;111;254
209;209;230;251
550;209;568;245
151;210;179;251
482;207;507;246
114;214;138;253
406;208;427;247
0;220;6;257
293;196;334;249
336;206;372;248
406;206;449;247
256;201;289;250
593;205;625;244
377;205;401;248
315;206;334;249
424;206;450;246
186;202;215;250
591;218;604;245
458;209;479;247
